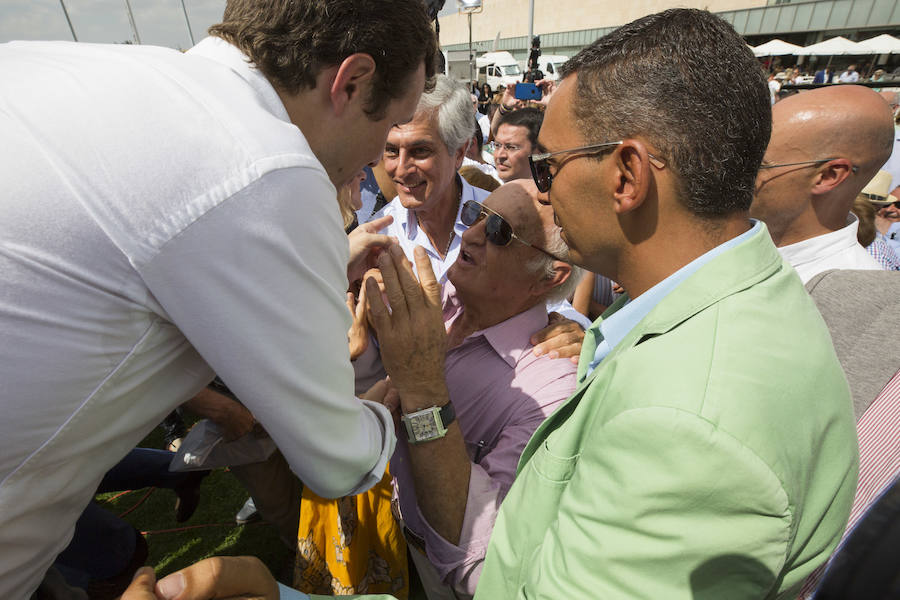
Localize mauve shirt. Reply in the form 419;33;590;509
391;284;578;594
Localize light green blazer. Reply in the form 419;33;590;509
472;225;858;600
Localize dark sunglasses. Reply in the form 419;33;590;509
460;200;567;262
529;141;665;194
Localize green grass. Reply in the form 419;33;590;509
95;425;293;583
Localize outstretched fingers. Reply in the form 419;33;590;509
413;246;443;310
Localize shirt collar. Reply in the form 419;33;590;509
480;302;550;368
443;282;549;368
586;219;763;376
777;213;860;268
187;37;290;123
399;174;472;240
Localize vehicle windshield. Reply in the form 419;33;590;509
505;64;522;75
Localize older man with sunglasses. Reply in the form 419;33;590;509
365;9;858;600
750;85;893;282
352;179;580;599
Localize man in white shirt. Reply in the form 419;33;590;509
0;0;436;597
838;65;860;83
751;85;893;282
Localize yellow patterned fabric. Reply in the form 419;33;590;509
294;467;408;598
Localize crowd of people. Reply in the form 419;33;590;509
1;2;898;600
765;62;898;105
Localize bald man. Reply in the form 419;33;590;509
751;85;894;282
351;180;581;598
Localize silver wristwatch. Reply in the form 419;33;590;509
401;403;456;444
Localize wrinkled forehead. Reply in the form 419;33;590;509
387;109;441;144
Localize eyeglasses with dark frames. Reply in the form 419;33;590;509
759;158;859;174
528;141;666;193
460;200;567;262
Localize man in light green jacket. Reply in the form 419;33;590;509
120;9;858;600
471;8;858;600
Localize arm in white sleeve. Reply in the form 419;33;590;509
138;167;394;498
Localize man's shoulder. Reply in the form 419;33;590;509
483;305;577;395
588;229;844;419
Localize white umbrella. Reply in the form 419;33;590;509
857;34;900;55
796;36;867;56
753;39;803;57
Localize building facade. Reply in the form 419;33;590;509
439;0;900;70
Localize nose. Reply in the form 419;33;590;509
402;148;422;172
390;148;418;179
460;213;487;247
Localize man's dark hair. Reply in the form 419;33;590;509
559;9;770;216
209;0;437;120
497;107;544;148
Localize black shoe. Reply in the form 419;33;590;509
173;469;209;523
235;497;260;525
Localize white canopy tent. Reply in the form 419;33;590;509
856;34;900;55
753;39;803;57
796;36;868;56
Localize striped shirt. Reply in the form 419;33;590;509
799;367;900;598
867;237;900;271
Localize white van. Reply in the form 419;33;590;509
476;51;523;92
536;55;569;81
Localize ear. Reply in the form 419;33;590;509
810;159;855;195
329;53;377;117
610;140;652;215
453;141;467;171
531;260;572;297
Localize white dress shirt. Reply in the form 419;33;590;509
777;214;883;283
0;37;392;598
371;177;491;283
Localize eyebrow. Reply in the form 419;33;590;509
387;139;435;149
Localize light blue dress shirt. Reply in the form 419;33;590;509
584;220;762;378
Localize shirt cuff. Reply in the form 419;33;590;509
340;400;396;497
277;582;310;599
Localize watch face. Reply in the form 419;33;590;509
409;412;440;441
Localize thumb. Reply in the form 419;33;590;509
120;566;157;599
361;214;394;232
362;379;389;403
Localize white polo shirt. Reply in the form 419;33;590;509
778;214;884;283
0;37;393;598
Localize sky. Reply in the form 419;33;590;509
0;0;228;49
0;1;460;49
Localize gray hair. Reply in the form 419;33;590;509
416;74;475;154
527;227;584;304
